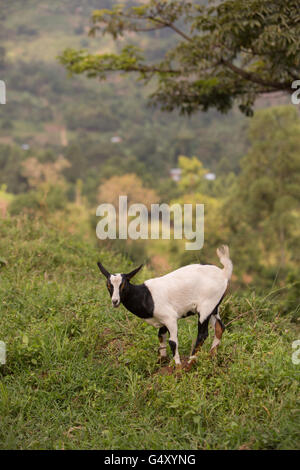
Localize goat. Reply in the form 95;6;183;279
97;245;232;368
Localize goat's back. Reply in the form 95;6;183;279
145;264;228;317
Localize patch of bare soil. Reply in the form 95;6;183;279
155;356;196;376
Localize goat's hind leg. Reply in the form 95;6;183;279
187;314;210;368
210;310;225;356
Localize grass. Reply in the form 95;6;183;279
0;216;299;449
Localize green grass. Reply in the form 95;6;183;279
0;217;299;449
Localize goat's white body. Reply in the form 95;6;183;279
145;264;228;325
144;246;232;364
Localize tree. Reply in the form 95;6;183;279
98;173;158;208
177;155;208;193
97;173;158;262
10;157;71;217
59;0;300;116
226;105;300;270
21;157;70;188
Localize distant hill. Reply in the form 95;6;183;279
0;0;250;198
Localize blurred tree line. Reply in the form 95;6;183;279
0;1;299;319
2;105;299;289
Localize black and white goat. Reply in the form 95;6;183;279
97;245;232;367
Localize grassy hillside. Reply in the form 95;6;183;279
0;217;298;449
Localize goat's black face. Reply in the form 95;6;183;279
97;262;143;308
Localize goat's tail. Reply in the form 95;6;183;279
216;245;233;280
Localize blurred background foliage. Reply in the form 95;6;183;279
0;0;299;322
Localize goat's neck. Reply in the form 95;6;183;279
121;283;143;312
121;282;154;319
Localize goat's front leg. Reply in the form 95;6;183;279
158;326;168;361
164;318;181;365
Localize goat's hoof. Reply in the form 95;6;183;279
183;358;196;372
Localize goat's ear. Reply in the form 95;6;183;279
125;264;143;280
97;261;110;279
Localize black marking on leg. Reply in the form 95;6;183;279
169;340;176;357
158;326;168;337
211;295;226;331
192;315;210;355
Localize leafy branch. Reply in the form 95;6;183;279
59;0;300;115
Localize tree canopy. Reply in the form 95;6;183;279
59;0;300;116
226;105;300;268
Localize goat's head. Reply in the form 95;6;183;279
97;262;143;308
